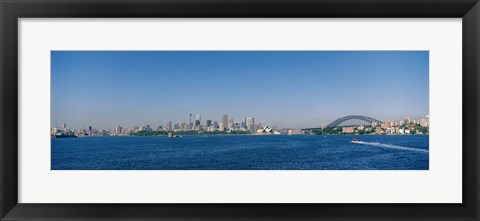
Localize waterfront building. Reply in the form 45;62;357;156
219;123;224;131
419;115;429;127
206;120;212;127
166;121;172;131
213;121;218;130
385;121;393;127
342;127;354;134
195;114;201;127
222;114;228;130
115;125;123;135
257;125;274;134
246;117;255;132
189;112;192;124
241;117;247;129
380;123;388;129
228;119;234;131
51;128;57;136
288;129;302;135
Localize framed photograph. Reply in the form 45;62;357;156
1;0;479;220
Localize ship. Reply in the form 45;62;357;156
53;132;77;138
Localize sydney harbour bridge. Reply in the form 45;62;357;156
302;115;383;130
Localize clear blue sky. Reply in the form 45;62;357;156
51;51;429;130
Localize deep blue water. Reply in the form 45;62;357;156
51;135;429;170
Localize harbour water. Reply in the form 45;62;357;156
51;135;429;170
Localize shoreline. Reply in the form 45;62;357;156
56;133;429;138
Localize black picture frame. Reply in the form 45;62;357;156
1;0;479;220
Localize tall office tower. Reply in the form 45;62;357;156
189;112;192;128
218;123;224;131
246;117;255;132
206;120;212;127
166;121;172;131
241;117;247;129
174;123;180;130
228;119;234;131
195;114;201;127
116;125;123;135
222;114;228;130
213;121;218;130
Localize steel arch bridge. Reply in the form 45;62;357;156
327;115;383;128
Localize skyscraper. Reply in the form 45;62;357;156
246;117;255;132
189;112;192;129
222;114;228;131
206;120;212;127
228;119;234;131
115;125;123;135
241;117;247;129
195;114;201;127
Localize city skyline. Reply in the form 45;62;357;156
51;51;429;129
53;112;429;131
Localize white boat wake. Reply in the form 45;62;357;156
353;141;429;153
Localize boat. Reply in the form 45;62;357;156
53;132;77;138
168;132;181;138
351;138;358;143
